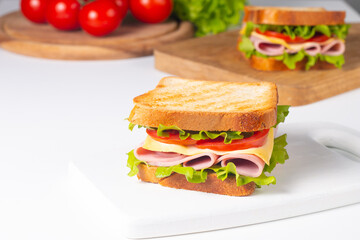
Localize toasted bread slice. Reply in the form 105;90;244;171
137;163;255;196
240;52;336;71
243;6;345;26
129;77;278;132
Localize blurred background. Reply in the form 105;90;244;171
1;0;359;16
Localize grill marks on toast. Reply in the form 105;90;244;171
149;83;222;109
130;77;278;131
135;78;275;112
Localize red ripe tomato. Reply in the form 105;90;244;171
113;0;129;19
20;0;47;23
196;129;270;151
255;29;330;43
79;0;123;37
46;0;81;31
130;0;173;24
146;129;197;146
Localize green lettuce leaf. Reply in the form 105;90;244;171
126;150;147;176
156;165;208;183
173;0;246;37
263;134;289;173
128;122;136;131
156;124;190;139
156;124;245;144
273;50;306;70
128;122;145;131
238;36;255;58
329;24;351;40
155;162;276;187
319;54;345;69
276;105;290;127
244;22;350;40
209;162;276;187
305;54;318;70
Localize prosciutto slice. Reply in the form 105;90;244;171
321;40;345;56
219;154;265;178
134;146;219;170
250;35;285;56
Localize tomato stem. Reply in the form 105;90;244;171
77;0;94;6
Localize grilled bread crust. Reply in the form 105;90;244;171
129;77;278;132
244;6;346;26
241;52;337;71
137;163;256;196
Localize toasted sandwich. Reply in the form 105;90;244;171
126;77;289;196
238;6;350;71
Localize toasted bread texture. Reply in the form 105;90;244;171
137;163;256;196
240;52;336;71
129;77;278;132
243;6;345;26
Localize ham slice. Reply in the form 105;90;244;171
182;153;220;170
219;154;265;178
250;35;285;56
134;146;219;170
321;40;345;56
134;145;266;177
250;33;344;56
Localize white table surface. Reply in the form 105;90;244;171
1;1;360;239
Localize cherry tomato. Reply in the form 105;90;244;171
20;0;47;23
79;0;122;37
113;0;129;19
255;29;330;43
46;0;81;31
196;129;270;151
129;0;173;24
146;129;197;146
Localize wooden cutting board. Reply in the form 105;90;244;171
154;24;360;106
0;12;194;60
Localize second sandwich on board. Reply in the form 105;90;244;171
126;77;290;196
238;6;350;71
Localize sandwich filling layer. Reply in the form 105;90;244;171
134;127;274;178
238;22;350;69
127;106;290;187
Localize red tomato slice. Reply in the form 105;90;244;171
256;29;306;43
196;129;270;151
308;34;330;43
146;129;197;146
255;29;330;43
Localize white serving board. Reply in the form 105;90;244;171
68;122;360;239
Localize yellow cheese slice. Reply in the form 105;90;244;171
142;128;274;165
251;31;291;48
